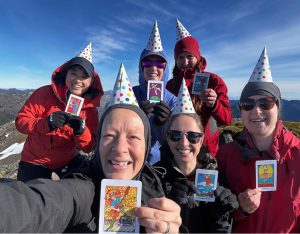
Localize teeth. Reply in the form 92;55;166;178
111;160;129;166
252;119;265;122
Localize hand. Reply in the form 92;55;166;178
208;186;239;220
67;115;86;135
139;100;155;116
168;178;198;208
47;111;69;131
238;188;261;214
135;197;182;233
200;88;217;108
154;101;171;125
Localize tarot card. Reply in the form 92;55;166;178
192;72;210;95
99;179;142;234
147;80;164;103
194;169;218;202
65;94;84;116
256;160;277;191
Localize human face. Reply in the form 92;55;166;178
142;55;166;81
65;65;92;96
176;52;198;70
167;115;203;166
99;108;146;180
241;95;279;138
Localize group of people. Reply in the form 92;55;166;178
0;19;299;233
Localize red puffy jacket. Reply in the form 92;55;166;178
15;62;104;169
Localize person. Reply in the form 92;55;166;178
216;47;300;233
166;19;232;157
0;64;181;233
155;80;238;233
15;43;104;182
133;21;177;164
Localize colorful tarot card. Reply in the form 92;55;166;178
192;72;210;95
99;179;142;234
255;160;277;191
65;94;84;116
147;80;164;103
194;169;218;202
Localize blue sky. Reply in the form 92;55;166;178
0;0;299;99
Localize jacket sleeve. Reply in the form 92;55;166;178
75;107;99;153
0;178;95;233
15;87;51;135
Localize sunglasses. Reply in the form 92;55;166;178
239;97;277;111
142;61;166;69
168;130;203;144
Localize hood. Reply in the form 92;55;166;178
137;49;169;100
95;104;152;180
51;58;104;108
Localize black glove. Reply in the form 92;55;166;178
154;101;170;125
139;100;155;116
47;111;69;131
207;186;239;220
168;178;198;209
67;115;85;135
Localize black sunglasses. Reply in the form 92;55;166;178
168;130;203;144
239;97;277;111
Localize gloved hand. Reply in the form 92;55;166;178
154;101;170;125
139;100;155;116
168;178;198;209
207;186;239;220
47;111;69;131
67;115;86;135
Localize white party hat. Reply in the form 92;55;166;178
77;42;92;63
249;47;272;82
176;19;192;42
109;63;139;106
145;21;163;52
172;79;196;115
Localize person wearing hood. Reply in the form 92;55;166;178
216;48;300;233
0;64;181;233
15;43;104;182
133;21;177;164
155;80;238;233
166;19;232;157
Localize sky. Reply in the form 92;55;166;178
0;0;299;99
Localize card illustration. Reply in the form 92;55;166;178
147;80;164;103
65;94;84;116
256;160;277;191
194;169;218;202
192;72;210;95
99;179;142;234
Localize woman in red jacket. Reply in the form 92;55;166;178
166;19;232;157
216;47;300;233
15;43;104;182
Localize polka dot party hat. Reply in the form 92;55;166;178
249;47;272;82
176;19;192;43
145;21;163;52
109;63;139;107
77;42;92;63
172;79;196;115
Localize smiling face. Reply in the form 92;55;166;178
241;95;279;139
65;65;92;96
167;115;203;167
99;108;146;180
176;52;198;70
142;55;166;81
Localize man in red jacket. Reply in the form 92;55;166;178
167;19;232;156
15;43;104;182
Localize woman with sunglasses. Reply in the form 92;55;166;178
154;80;238;233
216;48;300;233
133;21;177;164
166;20;232;157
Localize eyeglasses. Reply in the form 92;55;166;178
239;97;277;111
142;61;166;69
168;130;203;144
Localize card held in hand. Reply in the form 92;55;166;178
147;80;164;103
194;169;218;202
256;160;277;191
192;72;210;95
65;94;84;116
